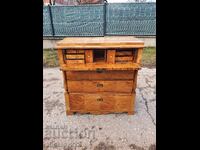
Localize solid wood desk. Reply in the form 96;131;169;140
56;36;144;115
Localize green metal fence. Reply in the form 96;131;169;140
43;3;156;37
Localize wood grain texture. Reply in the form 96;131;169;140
68;93;134;113
66;70;135;80
62;71;68;91
57;49;65;65
65;60;85;64
66;54;84;59
115;56;133;62
107;50;115;64
66;50;85;54
67;80;133;93
116;50;133;56
56;36;143;115
135;48;143;64
56;36;144;49
85;50;93;63
60;63;141;71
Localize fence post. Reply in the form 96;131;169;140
103;1;107;36
48;5;55;36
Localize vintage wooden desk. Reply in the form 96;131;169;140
56;36;144;115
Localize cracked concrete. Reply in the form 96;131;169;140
43;67;156;150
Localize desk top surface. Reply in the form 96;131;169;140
56;36;144;49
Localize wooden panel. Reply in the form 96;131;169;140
107;50;115;64
67;80;133;93
57;49;65;65
66;50;77;53
68;93;133;112
62;71;68;91
66;54;84;59
68;93;85;111
60;63;141;71
135;48;143;64
115;56;133;62
66;50;84;54
66;70;135;80
65;92;70;111
65;60;85;64
85;50;93;63
116;51;133;56
56;36;144;49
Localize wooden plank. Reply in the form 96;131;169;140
135;48;143;64
66;50;85;54
68;93;133;112
56;36;144;49
65;92;70;112
68;93;85;111
77;50;85;53
60;63;141;71
66;54;84;59
128;91;136;115
132;70;138;91
107;50;115;64
85;50;93;63
116;51;133;56
66;50;77;53
62;71;68;91
67;80;133;93
65;60;85;64
115;56;133;62
66;70;135;80
57;49;65;65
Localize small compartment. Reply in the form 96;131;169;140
64;49;85;64
93;50;106;63
115;49;136;63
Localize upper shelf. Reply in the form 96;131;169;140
55;36;144;49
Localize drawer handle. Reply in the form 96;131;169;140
97;98;103;102
96;83;103;87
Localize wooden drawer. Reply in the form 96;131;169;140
68;93;134;112
66;70;135;80
67;80;133;93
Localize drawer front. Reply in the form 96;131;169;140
67;80;133;93
68;93;133;111
66;70;135;80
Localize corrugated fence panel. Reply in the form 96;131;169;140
106;3;156;35
51;5;104;36
43;3;156;37
43;6;53;36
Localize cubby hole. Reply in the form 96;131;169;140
115;49;135;63
93;50;106;63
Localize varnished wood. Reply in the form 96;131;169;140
62;71;68;91
57;49;65;65
66;50;84;54
68;93;134;113
55;36;144;49
115;56;133;62
66;70;135;80
136;48;143;64
65;60;85;64
107;50;115;64
60;63;141;71
116;50;133;56
56;36;143;115
85;50;93;63
66;54;84;59
67;80;133;93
